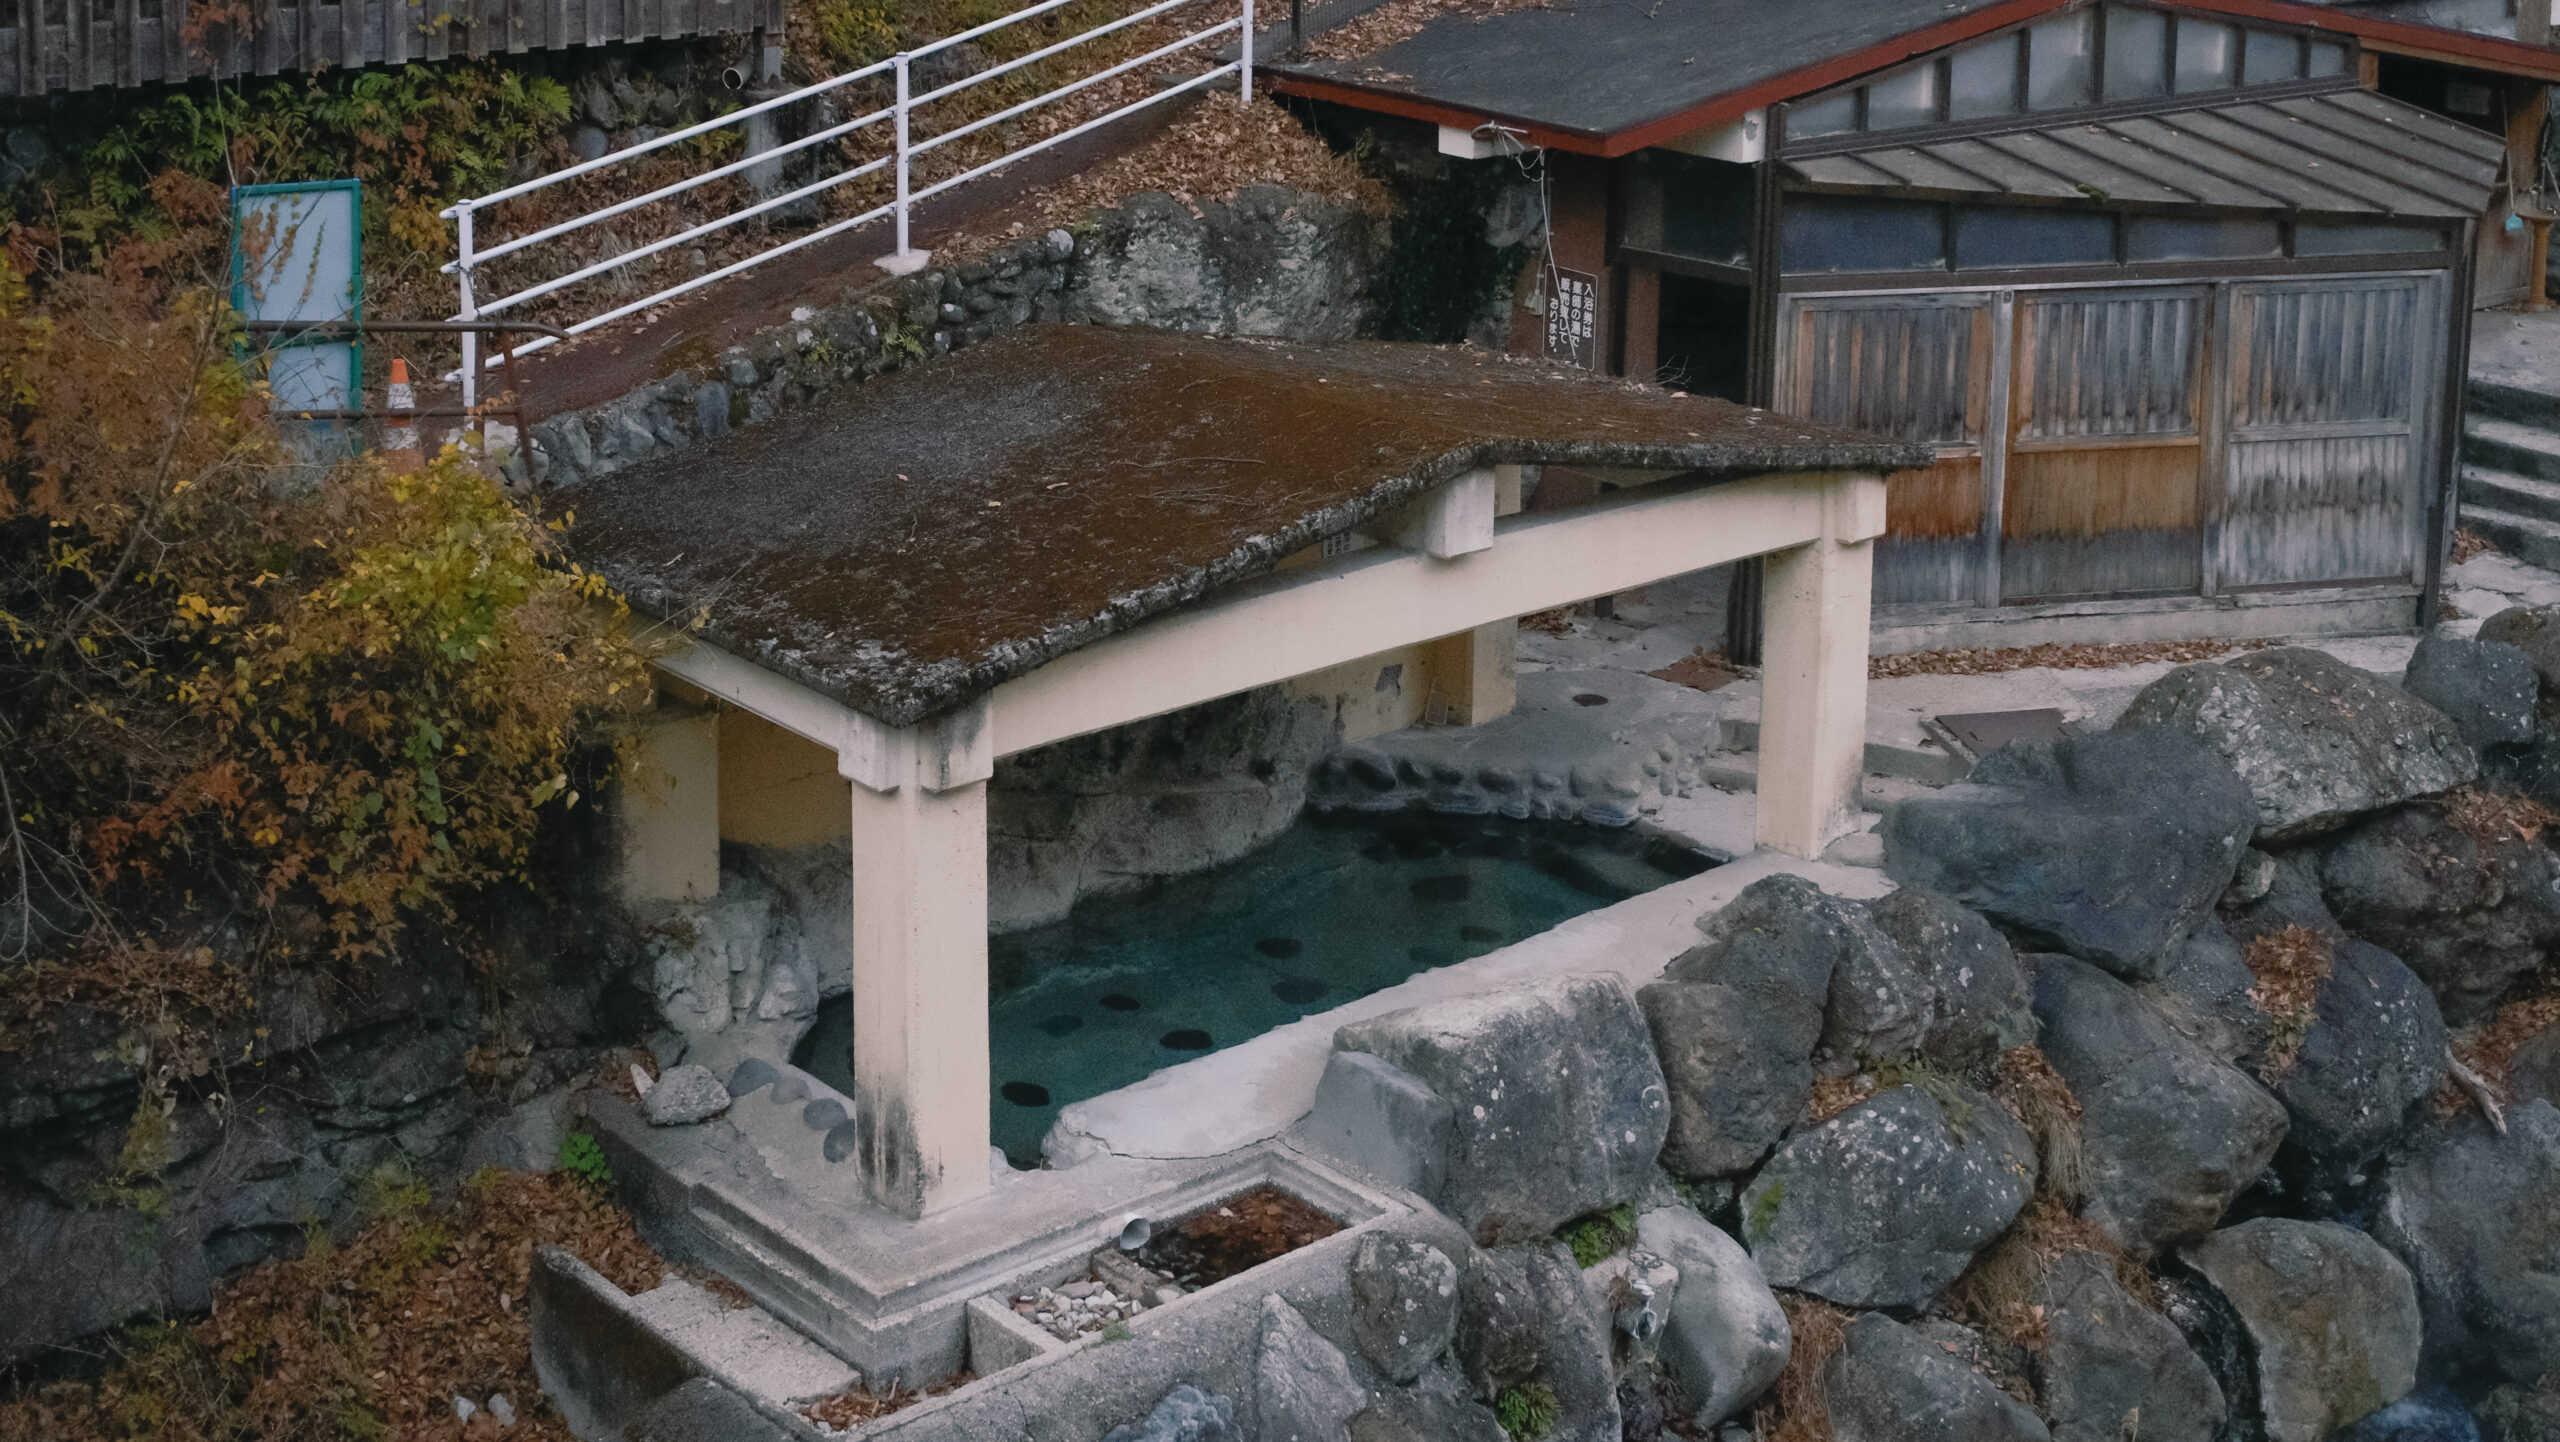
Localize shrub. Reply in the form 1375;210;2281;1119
0;246;646;1046
1492;1382;1559;1442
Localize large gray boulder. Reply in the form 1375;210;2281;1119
2181;1218;2422;1442
1346;1234;1461;1385
1103;1386;1243;1442
2134;926;2274;1071
1254;1295;1366;1442
1637;980;1811;1179
2480;1385;2560;1442
1823;1313;2051;1442
1867;887;2037;1068
1881;727;2257;979
2403;630;2541;754
2267;937;2446;1173
2032;956;2288;1251
1452;1243;1619;1442
1347;1358;1506;1442
2116;647;2478;842
2476;606;2560;701
2514;1029;2560;1109
1665;874;1928;1074
2373;1102;2560;1387
2036;1252;2226;1442
1063;185;1380;340
1635;1205;1789;1427
1335;974;1669;1245
2320;806;2560;1025
1739;1084;2036;1310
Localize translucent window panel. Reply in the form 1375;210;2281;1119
2244;28;2303;84
1951;206;2116;268
2027;11;2096;109
1867;63;1943;129
2174;19;2236;91
1950;33;2022;119
1790;90;1860;138
2103;6;2170;101
2306;37;2350;77
2124;215;2281;260
1780;197;1947;273
2293;221;2449;255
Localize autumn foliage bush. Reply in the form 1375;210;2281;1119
0;227;646;1038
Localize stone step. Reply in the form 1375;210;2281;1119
2463;416;2560;483
2464;465;2560;527
2460;503;2560;573
2470;378;2560;431
624;1276;860;1408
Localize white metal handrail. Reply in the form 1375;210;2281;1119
441;0;1254;402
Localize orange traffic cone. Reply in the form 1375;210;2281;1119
385;357;422;473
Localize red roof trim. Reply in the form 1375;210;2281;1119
1265;0;2560;155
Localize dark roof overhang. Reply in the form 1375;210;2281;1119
1783;86;2504;217
1260;0;2560;160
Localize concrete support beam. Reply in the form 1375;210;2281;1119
615;701;721;904
1428;621;1518;726
839;698;993;1220
992;469;1858;757
1754;477;1886;859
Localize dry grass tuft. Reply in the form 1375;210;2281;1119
1869;638;2239;680
2437;785;2557;848
1804;1072;1884;1126
1989;1043;2085;1207
1750;1292;1853;1442
2452;525;2500;564
803;1372;972;1430
2439;979;2560;1117
2242;925;2336;1083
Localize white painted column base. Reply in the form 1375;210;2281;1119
841;703;994;1219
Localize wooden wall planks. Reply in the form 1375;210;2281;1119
0;0;782;97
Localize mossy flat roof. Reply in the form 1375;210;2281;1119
553;324;1922;727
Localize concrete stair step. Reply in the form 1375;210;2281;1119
2470;378;2560;430
626;1277;860;1406
2463;416;2560;483
2464;465;2560;526
2461;503;2560;572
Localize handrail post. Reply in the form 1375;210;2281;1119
875;53;930;275
1240;0;1252;103
455;201;479;412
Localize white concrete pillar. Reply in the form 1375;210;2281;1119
615;701;720;904
1429;620;1518;726
839;701;994;1219
1755;475;1886;859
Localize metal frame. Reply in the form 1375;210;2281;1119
441;0;1254;401
246;318;569;448
232;178;366;414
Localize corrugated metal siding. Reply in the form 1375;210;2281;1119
2003;289;2205;600
0;0;782;96
2215;276;2435;589
1788;295;1993;606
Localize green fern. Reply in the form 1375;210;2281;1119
1493;1383;1560;1441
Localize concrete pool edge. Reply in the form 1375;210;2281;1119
1040;847;1895;1166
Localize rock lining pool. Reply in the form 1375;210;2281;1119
796;808;1714;1166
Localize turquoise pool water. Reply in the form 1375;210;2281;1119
795;808;1714;1167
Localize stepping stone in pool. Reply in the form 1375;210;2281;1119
1000;1081;1052;1107
1038;1014;1084;1037
1408;946;1458;968
1255;937;1305;960
1272;977;1328;1005
1099;994;1143;1012
1161;1029;1214;1051
1460;925;1503;944
1411;874;1472;903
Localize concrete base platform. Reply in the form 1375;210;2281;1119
1870;584;2422;656
586;1093;1406;1389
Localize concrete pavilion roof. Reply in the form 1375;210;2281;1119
553;324;1924;728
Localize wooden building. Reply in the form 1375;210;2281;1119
1268;0;2544;650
